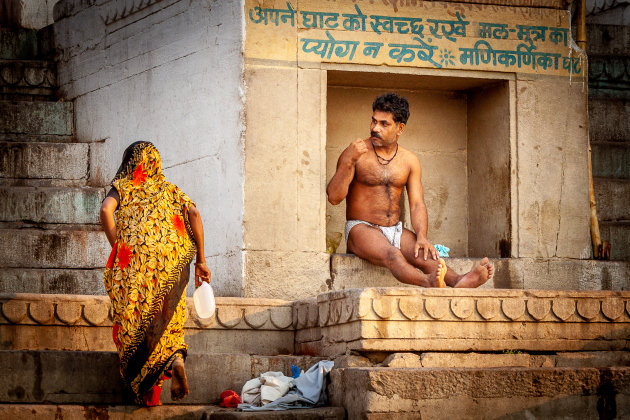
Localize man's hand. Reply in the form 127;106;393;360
347;138;369;163
414;237;438;261
194;262;211;288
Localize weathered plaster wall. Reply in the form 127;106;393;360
243;65;330;299
516;77;591;259
53;0;245;296
467;81;512;258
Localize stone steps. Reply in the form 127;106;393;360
358;351;630;369
0;405;345;420
588;97;630;142
0;268;105;295
591;142;630;179
0;101;73;137
593;177;630;221
600;221;630;261
0;141;88;180
0;186;104;224
0;228;109;268
0;350;326;405
294;288;630;356
0;28;40;60
587;23;630;262
0;185;103;224
0;294;296;354
329;366;630;419
587;24;630;56
0;133;75;143
1;290;628;417
330;254;630;291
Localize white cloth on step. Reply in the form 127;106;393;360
240;371;294;406
238;360;334;411
241;377;262;405
260;372;294;404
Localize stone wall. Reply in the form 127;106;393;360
47;0;593;299
52;0;245;296
243;0;591;296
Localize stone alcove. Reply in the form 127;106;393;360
326;70;513;258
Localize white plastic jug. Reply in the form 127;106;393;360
193;282;215;319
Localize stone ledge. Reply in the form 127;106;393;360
339;351;630;369
0;294;295;354
0;350;326;405
0;142;88;180
0;268;106;295
4;289;630;355
295;288;630;355
0;186;105;224
0;293;294;330
330;254;630;290
0;229;112;269
0;102;73;136
0;405;345;420
329;366;630;419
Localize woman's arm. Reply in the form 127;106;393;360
100;191;119;247
188;205;211;287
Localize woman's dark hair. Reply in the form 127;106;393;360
372;92;410;124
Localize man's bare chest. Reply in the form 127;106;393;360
354;159;409;188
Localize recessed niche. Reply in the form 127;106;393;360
326;70;511;258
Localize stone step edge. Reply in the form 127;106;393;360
0;404;345;419
330;365;630;398
3;348;629;369
0;134;75;142
591;141;630;146
0;351;333;406
0;293;295;331
330;365;630;417
336;351;630;369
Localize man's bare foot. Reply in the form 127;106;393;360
427;258;447;287
486;260;494;281
453;257;490;288
170;354;189;401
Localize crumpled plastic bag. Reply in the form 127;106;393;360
240;371;294;406
239;360;334;411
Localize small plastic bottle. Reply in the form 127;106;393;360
193;282;216;319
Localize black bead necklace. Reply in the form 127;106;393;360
371;140;398;165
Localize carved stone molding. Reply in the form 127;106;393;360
294;288;630;355
0;61;57;90
0;293;294;331
304;288;630;326
4;289;630;356
589;56;630;91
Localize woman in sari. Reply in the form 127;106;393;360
99;141;211;405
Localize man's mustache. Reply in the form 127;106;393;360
370;132;381;139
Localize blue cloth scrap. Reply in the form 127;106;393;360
435;244;450;258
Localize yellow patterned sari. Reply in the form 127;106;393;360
104;142;196;404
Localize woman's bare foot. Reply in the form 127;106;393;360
170;354;189;401
453;258;490;288
427;258;447;287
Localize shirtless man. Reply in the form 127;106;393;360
327;92;493;288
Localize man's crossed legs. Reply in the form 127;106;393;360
346;223;493;288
